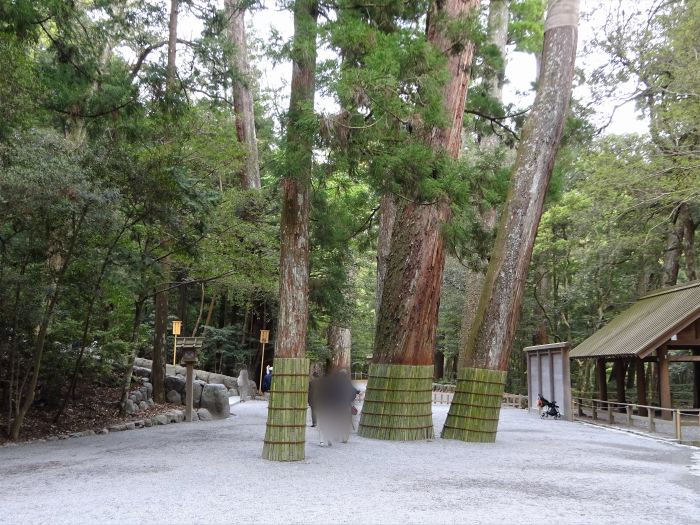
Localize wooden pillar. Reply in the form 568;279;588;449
693;349;700;409
635;358;647;417
613;360;627;410
185;362;194;422
596;358;608;410
657;346;672;420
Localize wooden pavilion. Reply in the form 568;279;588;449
570;280;700;419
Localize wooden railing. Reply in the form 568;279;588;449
502;393;527;408
573;397;700;442
430;391;527;408
432;391;454;404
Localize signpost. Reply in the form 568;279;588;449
176;336;204;422
259;330;270;395
172;320;182;366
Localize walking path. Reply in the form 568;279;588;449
1;402;697;524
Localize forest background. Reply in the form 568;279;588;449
1;0;698;440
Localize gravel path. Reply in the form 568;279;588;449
1;401;697;525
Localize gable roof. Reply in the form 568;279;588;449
570;280;700;359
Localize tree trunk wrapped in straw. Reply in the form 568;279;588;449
261;0;318;461
262;357;309;461
358;364;434;441
441;367;506;442
361;0;480;442
444;0;579;443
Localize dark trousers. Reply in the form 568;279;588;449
310;404;317;426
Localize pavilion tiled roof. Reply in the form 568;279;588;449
570;280;700;359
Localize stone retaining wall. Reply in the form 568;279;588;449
132;358;254;419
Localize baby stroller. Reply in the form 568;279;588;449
537;394;561;419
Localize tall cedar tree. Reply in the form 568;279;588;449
262;0;318;462
443;0;579;443
225;0;261;189
458;0;510;371
152;0;180;404
358;0;480;441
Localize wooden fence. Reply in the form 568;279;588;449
430;390;527;408
573;397;700;442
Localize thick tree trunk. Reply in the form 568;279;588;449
263;0;318;462
225;0;261;189
444;0;579;443
359;0;480;442
328;324;352;372
375;193;396;324
662;204;685;287
458;209;498;370
458;0;509;367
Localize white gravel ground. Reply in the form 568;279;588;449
1;401;698;525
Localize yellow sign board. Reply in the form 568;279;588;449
172;320;182;336
260;330;270;344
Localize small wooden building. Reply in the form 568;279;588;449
524;342;572;420
570;281;700;419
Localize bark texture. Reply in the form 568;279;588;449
225;0;261;189
373;0;480;366
375;193;397;324
361;0;480;442
443;0;579;443
458;209;498;370
264;0;318;461
457;0;509;368
328;324;352;372
462;0;579;372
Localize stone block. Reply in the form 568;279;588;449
195;369;211;383
133;366;151;378
166;389;182;405
152;414;168;425
197;408;213;421
200;384;230;419
124;399;136;414
134;357;152;368
208;373;226;385
164;375;186;396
